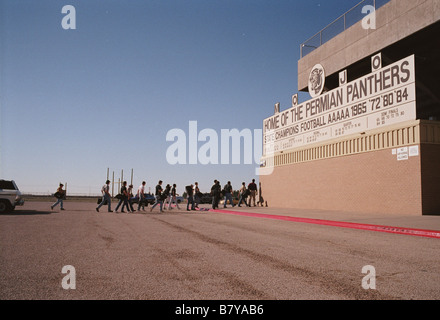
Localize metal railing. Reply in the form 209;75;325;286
300;0;390;58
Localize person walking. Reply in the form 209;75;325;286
248;179;258;207
137;181;146;211
96;180;113;212
150;180;164;212
168;183;181;210
115;181;130;213
238;182;249;207
186;184;195;211
211;180;221;209
194;182;201;209
51;183;66;211
222;181;235;208
127;184;135;213
162;184;171;210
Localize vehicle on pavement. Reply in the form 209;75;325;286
174;194;184;204
0;180;25;213
199;193;213;204
130;193;156;206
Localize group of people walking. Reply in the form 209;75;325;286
95;180;152;213
210;179;258;209
149;180;187;213
93;179;193;213
52;178;260;213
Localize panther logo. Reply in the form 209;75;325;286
308;64;325;98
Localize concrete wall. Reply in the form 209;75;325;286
298;0;440;91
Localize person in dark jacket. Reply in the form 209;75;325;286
211;180;221;209
51;183;66;211
150;180;164;212
248;179;258;207
115;181;131;213
186;184;195;211
223;181;235;208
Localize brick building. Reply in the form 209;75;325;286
260;0;440;215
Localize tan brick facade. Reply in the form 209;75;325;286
260;120;440;215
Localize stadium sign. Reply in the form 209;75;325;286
263;55;416;155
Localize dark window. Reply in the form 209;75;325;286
0;180;16;190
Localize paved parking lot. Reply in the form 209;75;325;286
1;200;439;301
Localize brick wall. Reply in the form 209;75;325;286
260;147;423;215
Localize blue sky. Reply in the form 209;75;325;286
1;0;362;195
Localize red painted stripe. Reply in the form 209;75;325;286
211;209;440;239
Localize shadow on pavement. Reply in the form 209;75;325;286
1;210;53;216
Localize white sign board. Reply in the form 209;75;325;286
263;55;416;156
397;147;409;161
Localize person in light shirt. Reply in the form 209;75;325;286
137;181;146;211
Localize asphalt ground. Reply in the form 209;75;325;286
1;200;439;302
